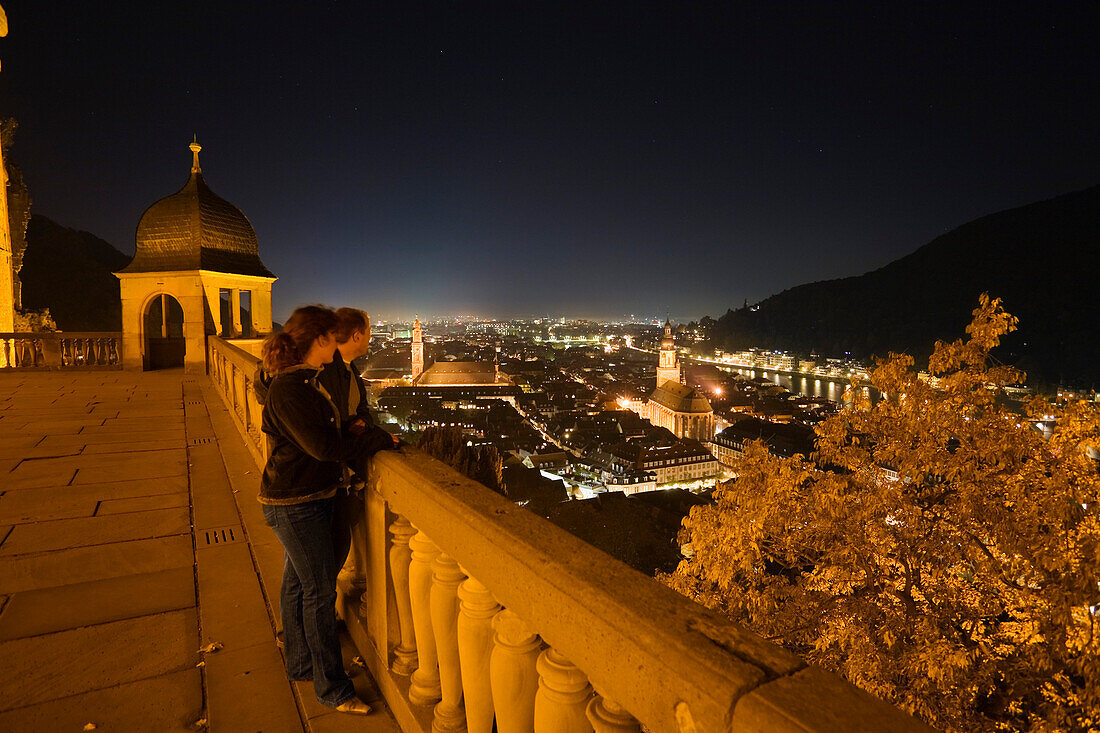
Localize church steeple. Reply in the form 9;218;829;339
411;315;424;381
657;318;681;387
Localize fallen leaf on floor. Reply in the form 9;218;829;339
192;717;207;729
351;656;367;668
83;724;97;731
196;661;205;668
197;641;223;654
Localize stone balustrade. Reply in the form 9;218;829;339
0;332;122;370
206;335;934;733
207;335;269;464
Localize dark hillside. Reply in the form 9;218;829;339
713;185;1100;388
20;215;131;331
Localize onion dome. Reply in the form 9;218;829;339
120;139;273;277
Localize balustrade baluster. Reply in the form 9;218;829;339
230;364;239;413
388;516;419;675
586;692;641;733
408;528;443;705
457;573;500;733
243;377;252;430
534;648;594;733
430;552;467;731
490;609;541;733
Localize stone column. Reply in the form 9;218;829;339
430;552;467;731
534;648;593;733
408;528;442;705
586;693;641;733
388;516;418;675
457;573;500;733
490;610;540;733
253;283;274;334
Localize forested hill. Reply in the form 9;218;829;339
711;184;1100;389
20;215;131;331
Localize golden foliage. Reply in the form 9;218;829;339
664;296;1100;731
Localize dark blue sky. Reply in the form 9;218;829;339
2;3;1097;322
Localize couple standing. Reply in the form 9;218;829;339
256;305;399;715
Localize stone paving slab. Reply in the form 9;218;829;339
4;463;77;489
0;476;188;524
0;534;194;593
0;506;191;555
0;496;98;523
102;415;186;430
23;447;189;472
10;418;105;433
38;428;186;446
82;439;183;454
0;668;204;733
205;641;304;733
0;434;46;449
78;422;187;436
0;566;196;640
195;542;277;650
97;492;191;515
0;443;82;460
0;608;199;710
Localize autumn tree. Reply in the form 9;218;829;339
665;296;1100;731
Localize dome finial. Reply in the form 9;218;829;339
189;136;202;174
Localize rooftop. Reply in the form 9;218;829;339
120;142;274;278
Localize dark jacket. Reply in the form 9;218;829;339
258;363;394;505
317;350;373;427
254;350;372;427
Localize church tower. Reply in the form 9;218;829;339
656;319;681;387
411;315;424;380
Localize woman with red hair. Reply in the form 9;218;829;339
258;305;394;715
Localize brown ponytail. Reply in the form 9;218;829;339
333;307;370;344
261;305;338;373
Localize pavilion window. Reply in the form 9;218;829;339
239;290;252;338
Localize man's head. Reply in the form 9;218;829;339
334;307;371;360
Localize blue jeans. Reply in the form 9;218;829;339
262;498;356;707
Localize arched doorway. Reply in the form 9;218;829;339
144;293;185;370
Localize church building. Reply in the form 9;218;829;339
630;320;716;442
116;141;276;372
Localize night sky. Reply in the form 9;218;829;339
1;3;1097;322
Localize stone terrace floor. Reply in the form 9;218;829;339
0;370;399;733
